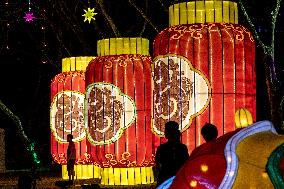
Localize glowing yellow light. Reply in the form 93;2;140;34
100;167;154;185
201;164;208;172
62;165;101;179
82;7;97;23
190;179;198;187
235;108;253;128
262;172;268;179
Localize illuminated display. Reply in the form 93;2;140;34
85;82;136;145
51;91;85;142
234;108;253;128
85;38;155;185
152;0;256;152
50;56;99;179
152;55;211;136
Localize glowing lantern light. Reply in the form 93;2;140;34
235;108;253;128
85;38;155;185
152;0;256;151
50;56;100;179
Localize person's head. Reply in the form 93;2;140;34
201;123;218;142
67;134;73;142
165;121;181;141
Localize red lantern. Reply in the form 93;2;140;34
85;38;155;185
152;1;256;152
50;56;96;179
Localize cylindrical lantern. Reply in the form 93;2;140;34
235;108;253;128
152;0;256;152
50;56;99;179
85;38;155;185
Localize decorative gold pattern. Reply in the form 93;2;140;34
103;54;148;69
52;153;67;164
52;71;85;83
53;152;101;165
85;82;136;145
167;23;254;42
101;152;154;168
153;58;194;133
50;91;85;142
152;55;211;136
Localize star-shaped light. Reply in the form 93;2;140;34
24;12;35;23
82;7;97;23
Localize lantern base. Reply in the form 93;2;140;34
62;164;101;180
100;167;155;186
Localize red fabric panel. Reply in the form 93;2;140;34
152;23;256;152
85;54;153;168
221;27;236;133
50;71;87;164
244;35;256;120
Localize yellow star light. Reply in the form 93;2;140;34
82;7;97;23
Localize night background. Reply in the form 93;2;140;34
0;0;283;170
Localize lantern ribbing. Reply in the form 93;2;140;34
97;37;149;56
62;56;95;72
169;0;238;26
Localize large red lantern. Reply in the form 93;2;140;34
152;0;256;152
85;38;155;185
50;56;99;179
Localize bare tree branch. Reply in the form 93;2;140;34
128;0;160;33
96;0;120;37
238;0;268;54
140;0;148;36
156;0;168;12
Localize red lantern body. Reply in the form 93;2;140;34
85;38;155;185
153;3;256;152
50;57;94;165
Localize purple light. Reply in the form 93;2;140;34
24;12;35;23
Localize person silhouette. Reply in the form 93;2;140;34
201;123;218;142
155;121;189;187
189;123;218;160
67;134;76;183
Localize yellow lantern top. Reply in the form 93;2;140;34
235;108;253;129
169;0;238;26
62;56;95;73
97;37;149;56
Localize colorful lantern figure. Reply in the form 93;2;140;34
152;0;256;151
50;56;99;179
235;107;253;128
85;38;155;185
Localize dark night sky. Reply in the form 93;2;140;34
0;0;283;169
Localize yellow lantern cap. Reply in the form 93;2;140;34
235;108;253;129
62;56;95;73
169;0;238;26
97;37;149;56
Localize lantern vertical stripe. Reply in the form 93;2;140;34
235;33;245;109
209;25;224;132
125;58;135;165
245;35;256;118
222;27;236;133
